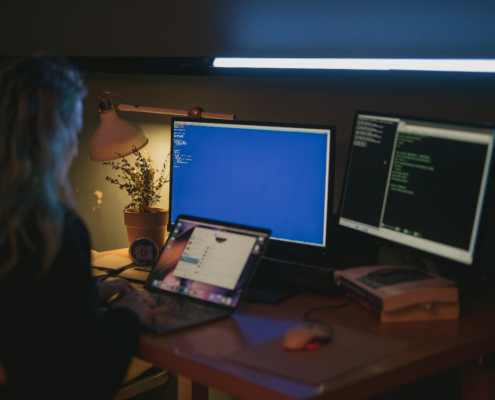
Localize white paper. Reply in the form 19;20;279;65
90;249;103;262
91;255;132;270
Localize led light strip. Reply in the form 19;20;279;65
213;58;495;73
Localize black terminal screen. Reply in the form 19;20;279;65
339;112;494;265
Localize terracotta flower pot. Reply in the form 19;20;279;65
123;208;169;249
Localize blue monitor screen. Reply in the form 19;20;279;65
170;119;334;249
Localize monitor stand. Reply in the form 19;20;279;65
243;286;298;304
377;245;439;275
243;257;344;304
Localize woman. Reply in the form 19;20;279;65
0;55;160;399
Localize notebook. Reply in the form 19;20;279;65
141;214;271;334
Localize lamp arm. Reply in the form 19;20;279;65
117;104;236;120
118;104;188;116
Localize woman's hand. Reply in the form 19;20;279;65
97;278;134;303
113;289;168;323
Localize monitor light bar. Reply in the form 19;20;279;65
213;58;495;73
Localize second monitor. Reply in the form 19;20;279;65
170;118;335;267
339;111;494;267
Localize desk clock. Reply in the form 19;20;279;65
129;237;159;266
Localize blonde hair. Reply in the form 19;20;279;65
0;56;87;277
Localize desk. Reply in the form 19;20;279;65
101;249;495;400
137;294;495;400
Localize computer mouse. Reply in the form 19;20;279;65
282;323;333;351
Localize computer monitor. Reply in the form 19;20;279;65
170;118;335;267
339;111;495;267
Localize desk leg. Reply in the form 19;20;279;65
461;364;495;400
178;375;208;400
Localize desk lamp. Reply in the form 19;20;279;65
89;92;236;162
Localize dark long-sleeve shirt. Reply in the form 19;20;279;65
0;208;141;399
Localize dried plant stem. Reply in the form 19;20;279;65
104;147;170;213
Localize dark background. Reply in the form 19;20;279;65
2;0;494;258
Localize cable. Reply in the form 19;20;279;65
303;296;352;321
302;296;352;340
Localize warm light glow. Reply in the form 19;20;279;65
213;58;495;73
90;91;236;163
89;108;148;162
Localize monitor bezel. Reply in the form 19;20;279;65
169;117;336;268
338;110;495;270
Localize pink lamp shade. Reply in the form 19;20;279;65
89;108;148;162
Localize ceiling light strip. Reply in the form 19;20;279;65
213;58;495;73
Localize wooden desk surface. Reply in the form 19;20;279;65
100;249;495;399
138;293;495;400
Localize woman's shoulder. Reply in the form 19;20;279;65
59;205;91;258
62;205;86;228
62;206;90;239
19;204;88;242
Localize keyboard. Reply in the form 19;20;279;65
147;291;223;321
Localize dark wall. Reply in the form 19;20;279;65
2;0;495;58
73;71;495;251
3;0;495;253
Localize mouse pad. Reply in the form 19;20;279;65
223;324;411;384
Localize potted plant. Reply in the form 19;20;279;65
104;147;170;248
